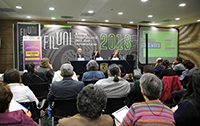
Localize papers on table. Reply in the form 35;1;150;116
96;57;103;60
78;58;85;61
112;106;129;123
9;99;28;112
112;57;119;60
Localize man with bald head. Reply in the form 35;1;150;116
154;57;164;76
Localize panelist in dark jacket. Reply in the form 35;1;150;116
22;62;48;84
47;63;84;103
92;48;101;60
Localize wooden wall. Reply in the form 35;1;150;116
178;22;200;69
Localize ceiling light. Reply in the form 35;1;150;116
179;3;186;7
88;10;94;13
175;18;180;20
197;19;200;22
49;7;55;10
141;0;148;2
51;17;55;19
129;21;134;24
16;6;22;9
105;20;109;22
26;16;31;19
81;19;86;21
150;23;159;25
169;25;177;27
148;15;153;18
118;12;123;15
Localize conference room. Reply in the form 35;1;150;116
0;0;200;126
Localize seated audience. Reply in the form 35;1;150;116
92;48;101;60
154;57;164;76
22;62;48;84
172;57;185;75
118;64;130;81
110;50;120;59
4;69;39;106
179;60;196;80
158;60;175;79
47;63;84;103
94;64;130;98
74;48;84;59
0;82;39;126
121;73;175;126
82;60;105;85
52;62;78;82
172;70;200;126
129;65;154;103
57;84;114;126
36;58;54;83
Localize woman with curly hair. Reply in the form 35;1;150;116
36;58;54;83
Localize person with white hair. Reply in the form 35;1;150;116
47;63;84;103
74;48;84;59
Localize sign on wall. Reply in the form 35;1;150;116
23;36;42;69
41;25;137;70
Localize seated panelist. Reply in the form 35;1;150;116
74;48;84;59
110;50;120;59
92;48;101;60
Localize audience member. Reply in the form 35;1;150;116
154;57;164;76
172;70;200;126
52;62;78;82
22;62;48;84
158;60;175;79
179;60;196;80
94;64;130;98
118;64;130;80
74;48;84;59
4;69;39;106
82;60;105;85
172;57;185;72
110;50;120;59
92;48;101;60
0;82;39;126
47;63;84;103
129;65;154;103
121;73;175;126
36;58;54;83
57;84;114;126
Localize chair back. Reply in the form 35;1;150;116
51;99;78;118
20;101;40;121
25;82;49;100
104;97;127;114
175;70;184;76
83;80;97;86
160;76;182;101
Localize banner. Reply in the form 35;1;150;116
15;22;40;71
23;36;42;69
41;25;137;70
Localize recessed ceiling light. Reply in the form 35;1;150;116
141;0;148;2
179;3;186;7
26;16;31;19
148;15;153;18
129;21;134;24
169;25;177;27
118;12;123;15
175;18;180;20
16;6;22;9
105;20;109;22
150;23;159;25
81;19;86;21
197;19;200;22
88;10;94;13
49;7;55;10
51;17;55;19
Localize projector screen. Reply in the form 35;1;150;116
139;27;178;64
